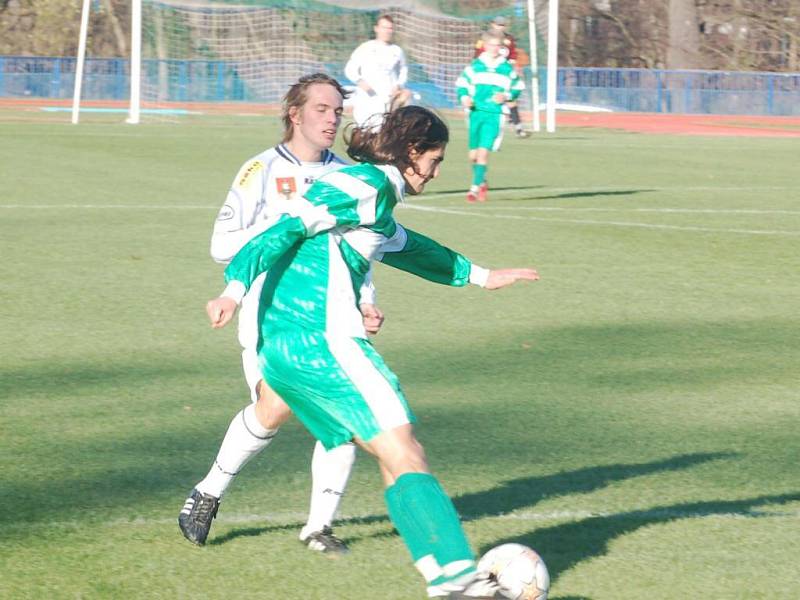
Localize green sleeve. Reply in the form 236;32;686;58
455;66;472;101
224;214;306;290
379;226;473;287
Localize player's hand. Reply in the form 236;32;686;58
492;92;507;104
462;96;474;108
359;81;376;96
484;268;540;290
206;296;238;328
360;303;385;335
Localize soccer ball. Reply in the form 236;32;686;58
477;543;550;600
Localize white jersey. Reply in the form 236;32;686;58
211;144;346;264
212;144;371;399
345;40;408;99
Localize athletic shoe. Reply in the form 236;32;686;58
466;189;478;203
300;525;349;555
515;127;531;138
477;183;488;202
178;488;220;546
428;569;499;598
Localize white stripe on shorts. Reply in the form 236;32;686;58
325;336;408;432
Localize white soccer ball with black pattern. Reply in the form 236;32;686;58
477;543;550;600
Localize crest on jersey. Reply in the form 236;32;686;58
276;177;297;198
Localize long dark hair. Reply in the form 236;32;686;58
345;106;449;174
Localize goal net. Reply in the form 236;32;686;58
76;0;553;126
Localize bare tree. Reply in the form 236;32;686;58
667;0;702;68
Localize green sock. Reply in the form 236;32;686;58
385;472;475;580
472;164;487;187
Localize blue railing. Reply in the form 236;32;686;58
2;55;799;116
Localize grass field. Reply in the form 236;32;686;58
1;111;798;599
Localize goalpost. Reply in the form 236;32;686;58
72;0;559;131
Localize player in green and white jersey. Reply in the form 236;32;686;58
206;106;539;598
456;31;525;203
179;74;383;553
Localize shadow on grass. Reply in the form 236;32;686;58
499;492;800;595
524;189;655;201
212;452;730;550
431;185;546;195
454;452;732;520
207;521;302;547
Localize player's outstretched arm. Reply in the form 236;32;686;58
206;296;238;329
484;268;540;290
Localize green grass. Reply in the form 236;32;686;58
1;111;798;599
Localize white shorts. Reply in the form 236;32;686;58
351;92;391;129
238;273;266;403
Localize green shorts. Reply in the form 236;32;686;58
259;327;416;450
468;109;505;151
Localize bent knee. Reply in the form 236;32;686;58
255;381;293;428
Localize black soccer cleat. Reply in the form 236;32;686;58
178;488;220;546
300;525;349;556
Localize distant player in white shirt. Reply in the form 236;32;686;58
345;14;412;129
179;73;384;553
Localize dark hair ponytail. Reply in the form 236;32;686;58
345;106;449;173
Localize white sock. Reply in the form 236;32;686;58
196;404;277;499
299;441;356;538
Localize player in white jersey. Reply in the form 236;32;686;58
345;14;411;129
179;74;383;553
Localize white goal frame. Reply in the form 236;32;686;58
72;0;560;131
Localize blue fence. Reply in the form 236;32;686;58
2;55;799;116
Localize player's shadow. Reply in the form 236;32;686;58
207;520;302;547
454;451;731;521
314;451;732;550
432;185;545;195
514;189;655;201
498;491;800;600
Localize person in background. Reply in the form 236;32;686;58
457;32;525;202
345;14;412;129
473;16;530;138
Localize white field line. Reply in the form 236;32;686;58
1;203;798;217
444;207;800;215
2;199;798;235
0;204;215;210
7;508;799;532
402;203;800;236
420;185;798;199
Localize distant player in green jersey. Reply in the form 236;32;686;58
456;31;525;203
205;105;539;598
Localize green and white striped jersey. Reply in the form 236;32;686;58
455;55;524;114
222;163;488;340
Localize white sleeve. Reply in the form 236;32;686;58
358;266;377;305
396;48;408;87
209;159;267;264
345;43;367;84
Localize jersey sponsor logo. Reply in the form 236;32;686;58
237;160;263;188
216;203;235;221
276;176;297;199
304;176;316;185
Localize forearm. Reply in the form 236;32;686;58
223;214;307;300
378;227;486;287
